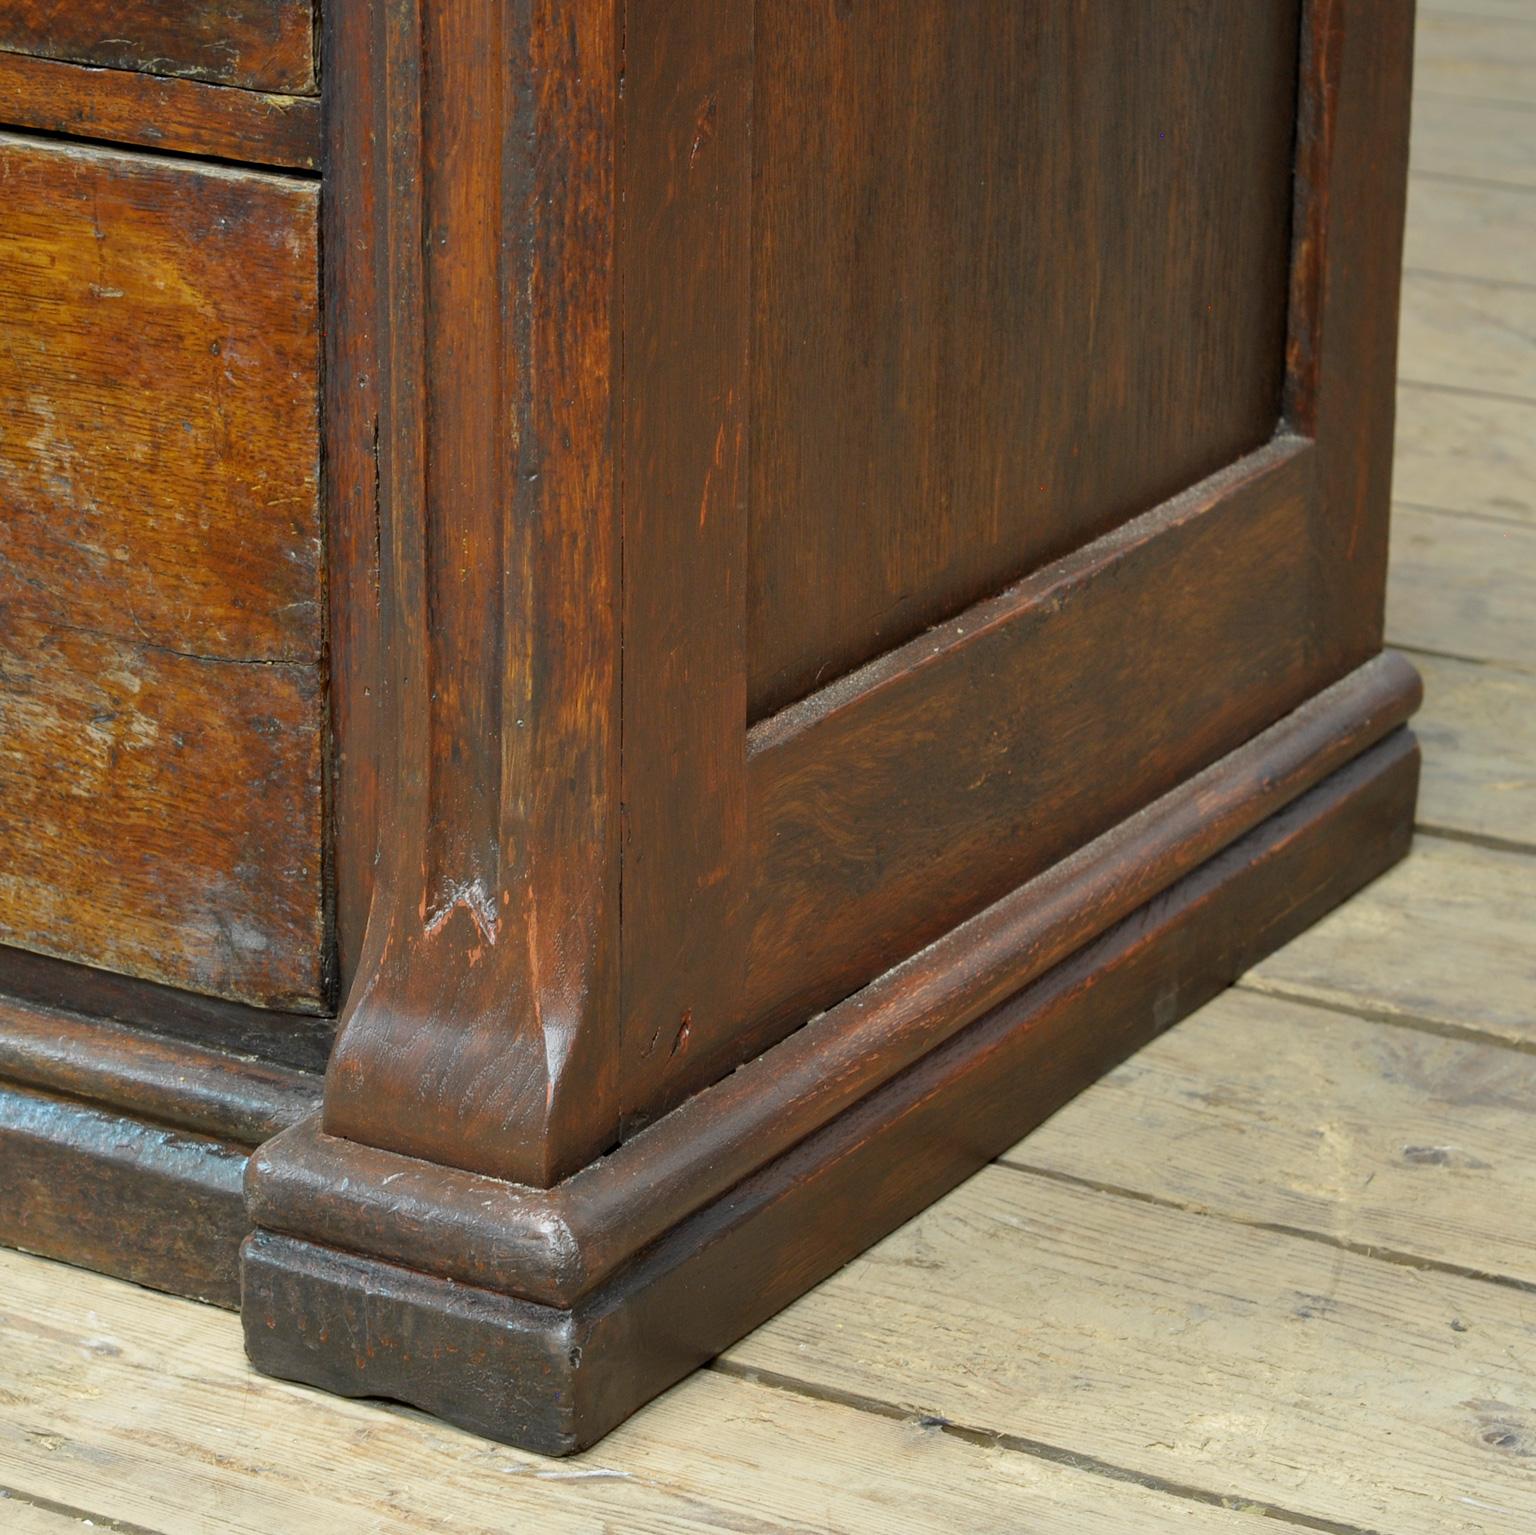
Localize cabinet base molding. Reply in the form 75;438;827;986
242;707;1420;1454
0;961;325;1305
0;658;1420;1447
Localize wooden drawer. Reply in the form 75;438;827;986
0;0;316;94
0;134;325;1010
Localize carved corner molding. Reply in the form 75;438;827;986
321;0;622;1187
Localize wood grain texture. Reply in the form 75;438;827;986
1412;651;1536;848
1398;272;1536;401
247;657;1421;1310
0;944;334;1074
0;1501;108;1534
1405;175;1536;286
1414;10;1536;103
727;1165;1536;1535
1293;1;1416;674
0;948;323;1306
621;0;1415;1133
0;1250;1263;1535
1245;833;1536;1047
0;2;1514;1514
244;735;1420;1454
319;0;623;1186
0;1082;247;1305
1387;503;1536;669
0;614;327;1008
746;0;1300;719
1410;94;1536;188
1415;0;1536;18
616;0;755;1136
0;993;320;1145
1012;985;1536;1285
0;135;321;660
319;0;382;995
0;133;323;1003
0;49;320;169
733;442;1327;1067
0;0;316;93
1396;390;1536;526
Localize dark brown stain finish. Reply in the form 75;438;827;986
317;0;624;1187
244;733;1421;1453
747;0;1303;719
0;0;316;94
0;0;1420;1460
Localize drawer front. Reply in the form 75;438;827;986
0;135;326;1010
0;0;315;94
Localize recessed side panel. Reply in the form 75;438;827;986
747;0;1302;719
741;443;1324;1050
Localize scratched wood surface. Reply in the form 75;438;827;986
0;0;316;94
2;9;1534;1532
0;135;327;1009
0;50;322;169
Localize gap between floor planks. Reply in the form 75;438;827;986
723;1161;1536;1535
0;1247;1311;1535
739;106;1536;1535
6;15;1536;1535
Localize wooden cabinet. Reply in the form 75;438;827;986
0;1;1420;1453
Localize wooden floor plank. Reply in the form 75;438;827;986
1421;1;1536;21
1415;12;1536;104
1244;835;1536;1048
1006;986;1536;1285
1395;393;1535;527
1386;503;1536;668
0;1248;1254;1535
0;1499;139;1535
1398;273;1536;400
1414;650;1536;847
1404;176;1536;287
1411;94;1536;189
727;1167;1536;1535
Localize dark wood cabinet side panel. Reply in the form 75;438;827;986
699;441;1324;1088
746;0;1301;719
1307;4;1416;676
0;0;316;94
616;0;756;1128
0;612;328;1010
0;135;322;663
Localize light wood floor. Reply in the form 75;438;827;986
4;14;1533;1534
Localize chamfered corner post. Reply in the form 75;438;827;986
308;0;625;1192
243;0;627;1435
243;0;744;1454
